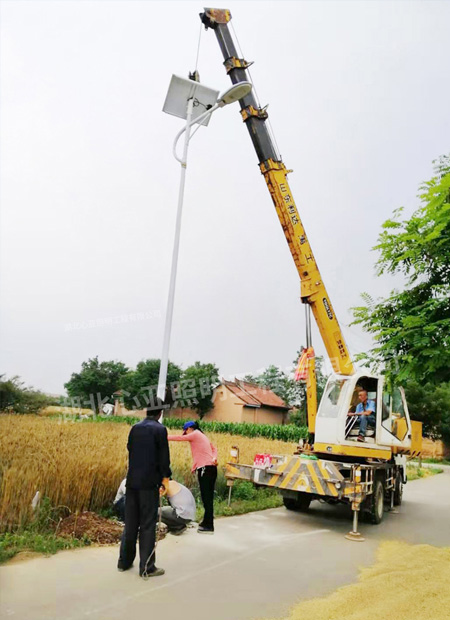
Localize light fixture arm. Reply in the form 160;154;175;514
172;101;220;163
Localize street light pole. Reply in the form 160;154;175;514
157;96;194;403
157;78;252;407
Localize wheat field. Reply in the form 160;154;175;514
0;415;295;530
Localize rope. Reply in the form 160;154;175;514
194;20;203;74
230;21;282;162
230;22;260;107
141;492;164;580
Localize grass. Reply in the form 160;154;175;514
193;480;283;521
213;489;283;518
412;457;450;466
406;465;443;481
0;531;87;564
0;496;91;564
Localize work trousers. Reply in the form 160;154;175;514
118;486;159;575
159;506;190;531
197;465;217;530
113;496;125;521
359;414;376;437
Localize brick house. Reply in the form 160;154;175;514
169;378;290;425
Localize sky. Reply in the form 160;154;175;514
1;0;449;395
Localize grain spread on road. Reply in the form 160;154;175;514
265;541;450;620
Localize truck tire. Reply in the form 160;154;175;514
283;493;311;512
368;478;385;524
394;471;403;506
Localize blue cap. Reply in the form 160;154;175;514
182;421;196;434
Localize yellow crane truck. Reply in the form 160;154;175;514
200;7;422;540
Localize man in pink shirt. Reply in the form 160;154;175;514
168;421;218;534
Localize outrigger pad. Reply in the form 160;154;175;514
345;531;365;542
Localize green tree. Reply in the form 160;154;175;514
179;361;220;419
352;155;450;384
288;351;328;425
0;375;52;414
119;358;182;411
404;380;450;440
243;352;328;420
64;357;129;413
288;407;307;427
440;405;450;447
245;365;292;405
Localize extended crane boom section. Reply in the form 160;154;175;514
201;8;354;380
199;9;422;536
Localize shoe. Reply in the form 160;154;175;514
197;526;214;534
170;526;187;536
117;562;132;572
141;567;165;578
357;436;365;442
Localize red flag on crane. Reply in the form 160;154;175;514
294;347;315;381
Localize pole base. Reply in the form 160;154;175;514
345;531;365;542
389;508;399;514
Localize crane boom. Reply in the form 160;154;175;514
199;11;422;526
201;8;355;386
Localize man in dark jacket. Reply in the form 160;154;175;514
118;401;171;578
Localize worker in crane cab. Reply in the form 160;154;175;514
348;389;376;442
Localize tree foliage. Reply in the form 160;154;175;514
64;357;129;412
0;375;54;414
119;358;181;411
244;365;293;405
440;404;450;447
244;351;328;426
290;350;328;409
180;361;220;419
404;380;450;440
352;155;450;384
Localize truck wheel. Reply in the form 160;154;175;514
368;479;385;524
283;493;312;512
394;471;403;506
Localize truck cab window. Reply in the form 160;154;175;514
392;387;408;441
381;388;391;432
318;379;347;418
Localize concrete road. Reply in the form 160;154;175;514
1;471;450;620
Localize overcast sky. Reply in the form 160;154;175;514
1;0;449;394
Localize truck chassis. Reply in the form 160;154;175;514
226;452;403;539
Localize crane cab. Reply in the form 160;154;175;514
313;372;417;460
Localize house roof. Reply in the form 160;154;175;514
222;378;289;411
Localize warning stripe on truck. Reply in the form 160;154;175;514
306;461;325;495
316;460;339;497
267;458;290;486
279;458;302;489
226;456;357;499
